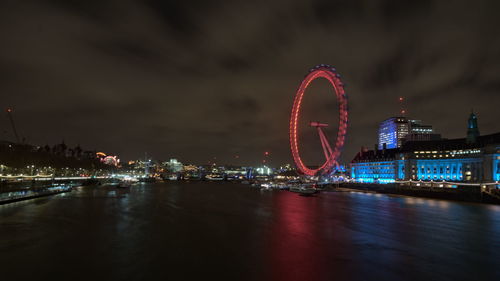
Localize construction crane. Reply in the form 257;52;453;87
6;108;20;143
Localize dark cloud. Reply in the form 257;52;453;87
313;0;365;26
380;0;432;24
218;55;252;73
46;0;112;21
222;96;260;114
0;0;499;166
145;0;200;37
91;39;162;63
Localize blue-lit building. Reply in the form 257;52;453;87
378;117;409;149
378;117;440;149
350;148;404;183
353;113;500;183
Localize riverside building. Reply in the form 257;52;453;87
352;113;500;184
378;117;440;149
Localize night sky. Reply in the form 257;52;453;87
1;0;499;166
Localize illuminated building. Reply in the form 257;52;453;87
95;152;120;167
223;166;248;179
378;117;409;149
405;119;441;142
354;114;500;184
163;159;183;173
378;117;440;149
255;165;273;176
350;148;404;183
183;164;199;173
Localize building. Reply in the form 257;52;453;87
405;119;441;142
223;166;249;179
378;117;439;149
466;111;480;144
378;117;409;149
163;159;184;173
350;147;405;183
353;114;500;183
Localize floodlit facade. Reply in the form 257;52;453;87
354;114;500;184
163;159;184;173
352;135;500;183
378;117;409;149
378;117;439;149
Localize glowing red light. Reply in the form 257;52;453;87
264;151;269;156
289;66;348;176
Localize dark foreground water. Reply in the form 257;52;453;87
1;182;499;281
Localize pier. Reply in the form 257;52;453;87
338;180;500;204
0;186;72;205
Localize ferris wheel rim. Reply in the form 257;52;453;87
289;65;348;176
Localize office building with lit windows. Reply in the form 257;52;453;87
353;113;500;184
378;117;440;149
378;117;409;149
405;119;441;142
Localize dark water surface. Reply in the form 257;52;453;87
1;182;499;281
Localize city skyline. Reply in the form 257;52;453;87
1;0;499;165
1;2;500;281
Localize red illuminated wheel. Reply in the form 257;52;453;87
289;65;348;176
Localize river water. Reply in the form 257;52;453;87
0;182;499;281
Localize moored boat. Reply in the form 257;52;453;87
289;186;319;196
117;177;138;188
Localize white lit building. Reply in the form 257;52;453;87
163;159;184;173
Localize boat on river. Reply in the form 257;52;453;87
117;177;138;188
289;186;319;196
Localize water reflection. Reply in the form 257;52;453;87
268;192;330;281
0;183;499;281
267;192;397;281
265;191;500;281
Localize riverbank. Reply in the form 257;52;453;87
0;186;73;205
330;183;500;204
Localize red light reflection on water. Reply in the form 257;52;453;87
265;192;351;281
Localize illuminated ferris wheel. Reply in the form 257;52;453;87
289;65;348;176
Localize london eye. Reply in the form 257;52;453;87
289;65;348;176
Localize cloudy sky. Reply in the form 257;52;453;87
1;0;499;166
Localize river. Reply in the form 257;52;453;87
1;182;499;281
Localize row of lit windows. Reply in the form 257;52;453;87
411;128;433;132
353;162;395;165
352;161;397;179
354;164;394;168
416;154;455;158
413;166;462;174
415;174;463;180
450;149;481;155
414;149;481;155
354;170;395;174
